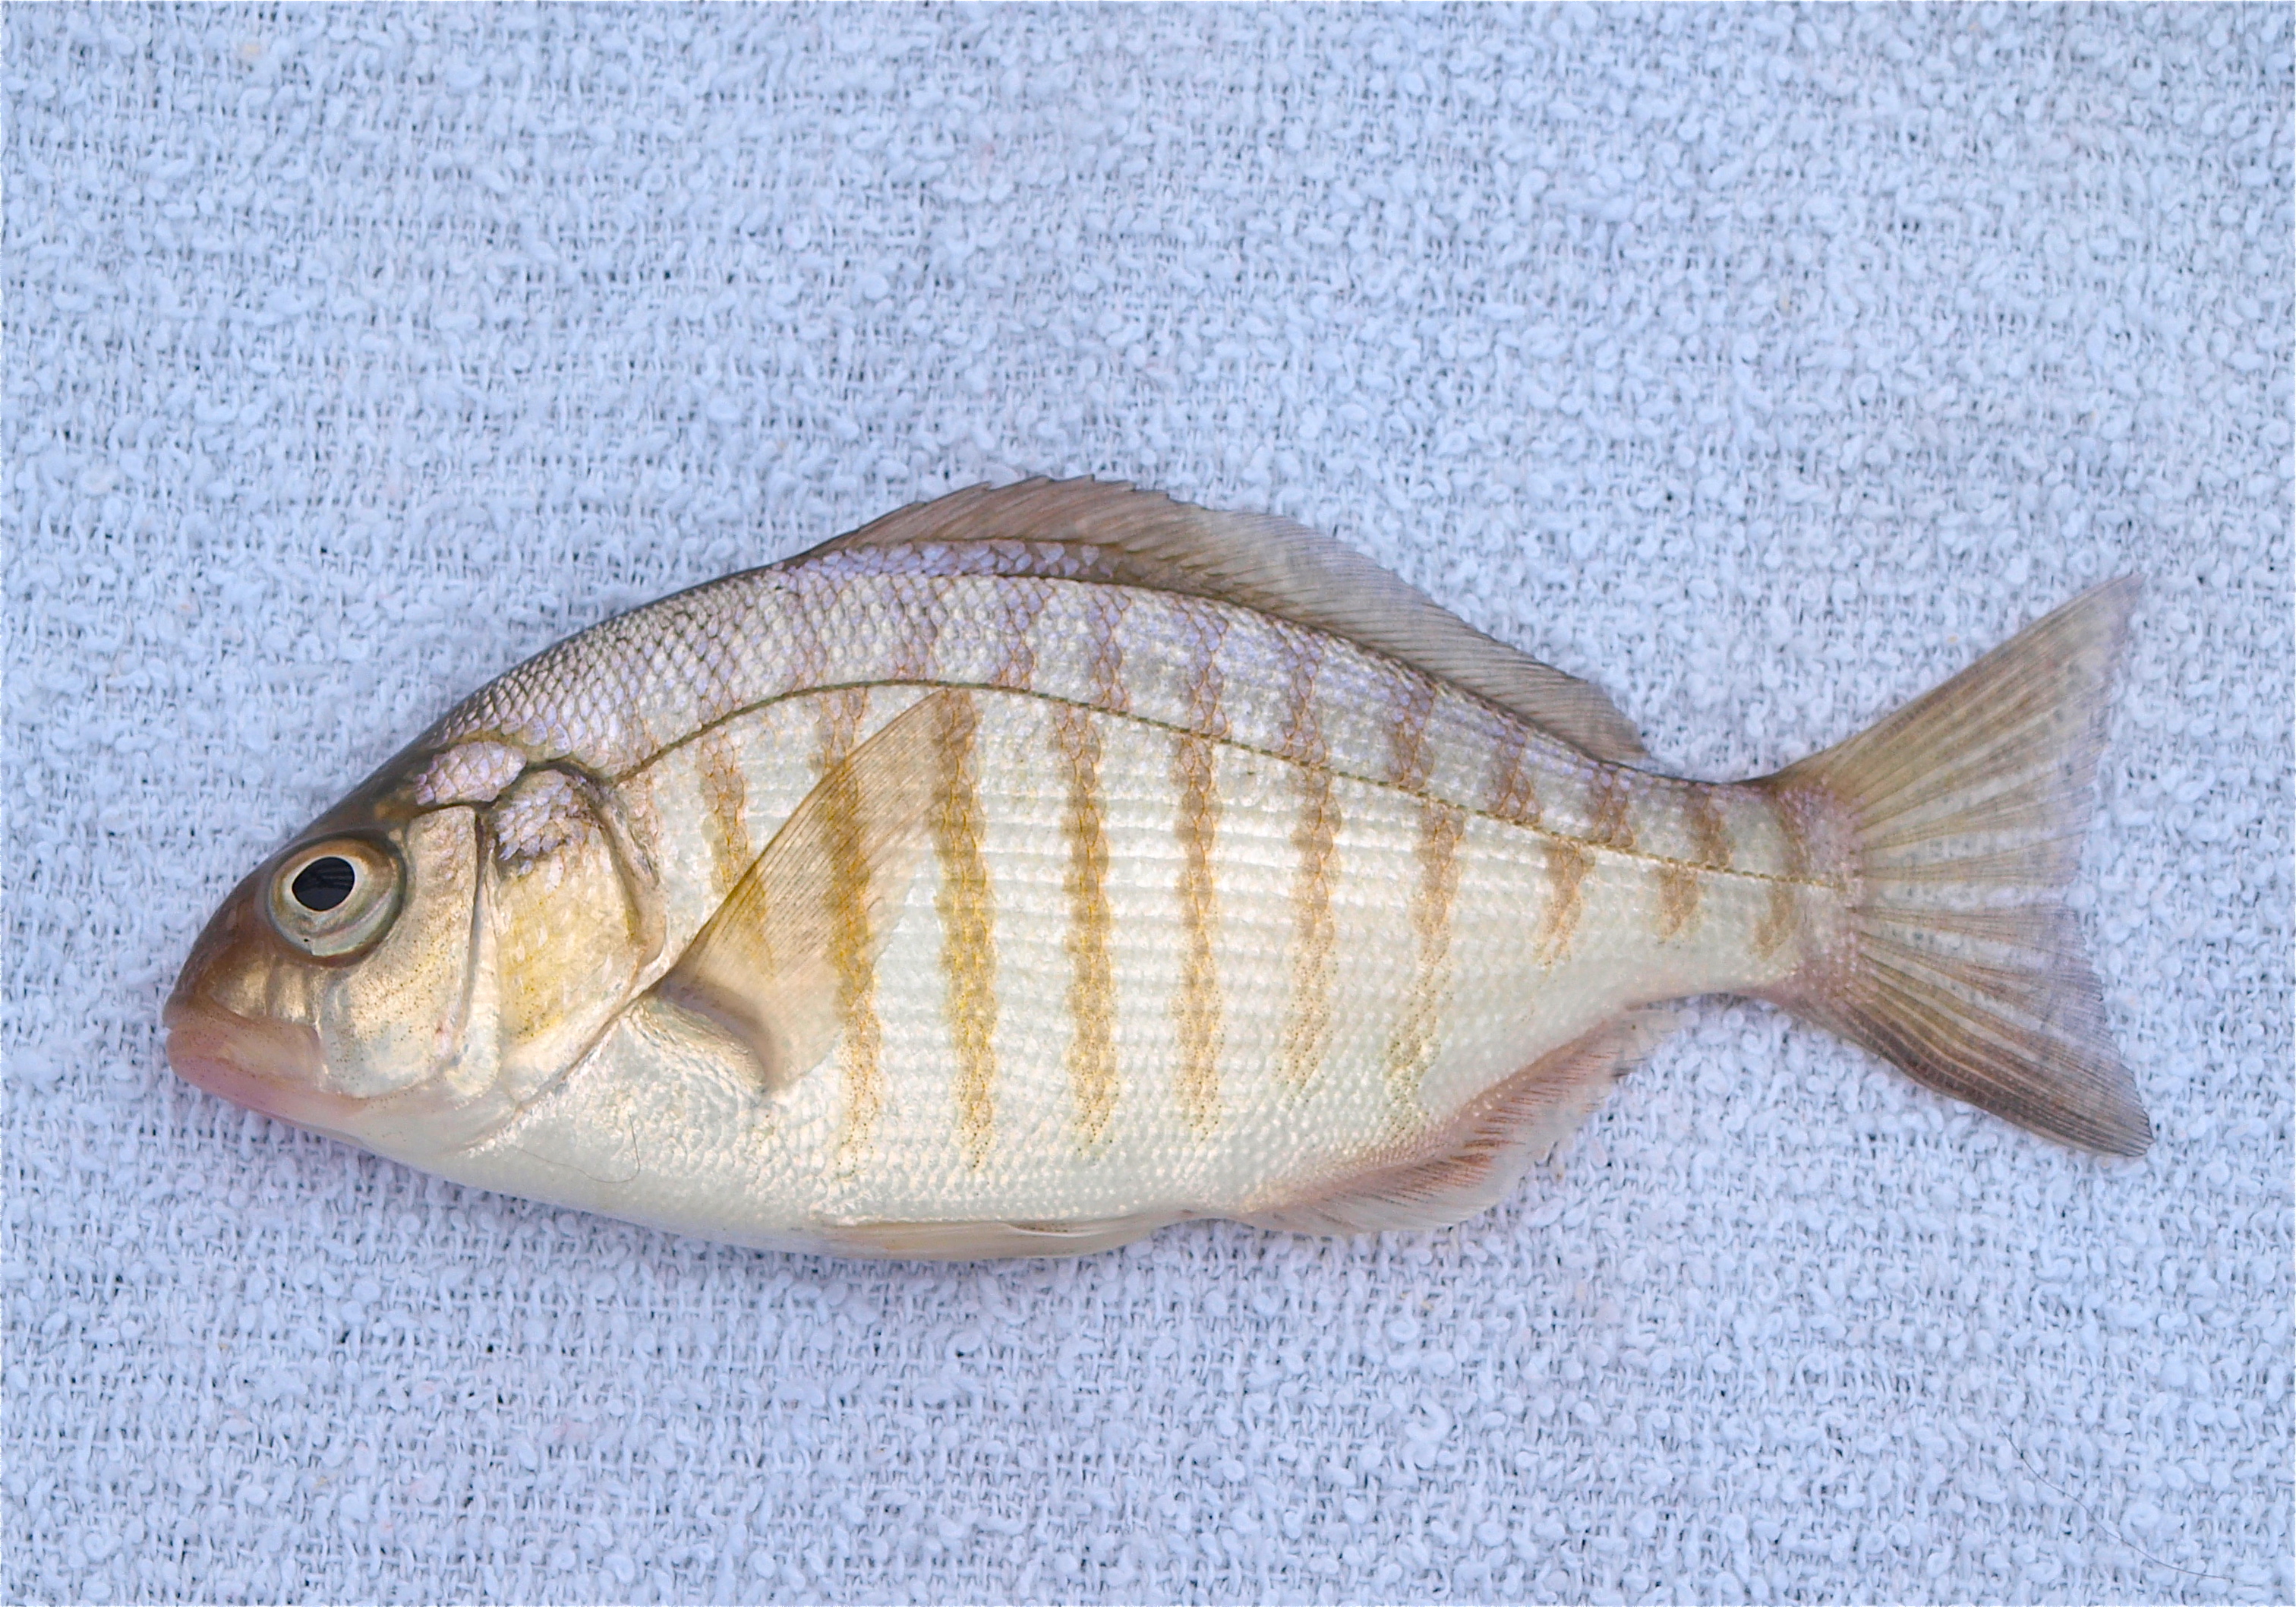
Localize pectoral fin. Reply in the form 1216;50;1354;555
648;691;957;1092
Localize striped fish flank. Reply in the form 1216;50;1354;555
1052;704;1120;1150
929;692;998;1169
166;480;2152;1263
1277;634;1341;1095
815;689;886;1173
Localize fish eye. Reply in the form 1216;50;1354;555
291;856;357;911
267;838;402;958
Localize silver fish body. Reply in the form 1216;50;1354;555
166;481;2148;1258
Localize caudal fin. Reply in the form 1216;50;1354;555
1758;579;2149;1155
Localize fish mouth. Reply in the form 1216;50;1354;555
161;994;360;1129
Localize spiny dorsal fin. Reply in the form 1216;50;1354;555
1235;1012;1676;1237
804;478;1647;765
648;691;956;1092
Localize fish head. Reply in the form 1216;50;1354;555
165;788;488;1148
166;753;664;1160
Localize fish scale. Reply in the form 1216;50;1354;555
459;562;1808;901
433;583;1814;1234
166;480;2150;1258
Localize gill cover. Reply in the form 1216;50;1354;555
306;808;482;1103
465;765;666;1116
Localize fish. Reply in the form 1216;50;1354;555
165;480;2149;1259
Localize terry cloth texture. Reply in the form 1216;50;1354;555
5;5;2291;1603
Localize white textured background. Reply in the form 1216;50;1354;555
5;5;2291;1603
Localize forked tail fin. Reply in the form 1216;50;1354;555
1757;579;2149;1154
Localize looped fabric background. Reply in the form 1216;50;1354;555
5;5;2289;1603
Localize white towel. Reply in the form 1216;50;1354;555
5;5;2288;1602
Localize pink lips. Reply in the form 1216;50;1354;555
161;995;360;1129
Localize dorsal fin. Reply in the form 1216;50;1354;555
803;478;1647;765
647;691;954;1091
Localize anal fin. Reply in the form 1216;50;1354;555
1238;1012;1673;1237
648;690;957;1092
820;1214;1180;1261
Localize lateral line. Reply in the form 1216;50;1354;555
600;680;1840;892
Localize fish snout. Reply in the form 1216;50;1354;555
161;993;358;1126
163;886;360;1128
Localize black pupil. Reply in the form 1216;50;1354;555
291;857;358;913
